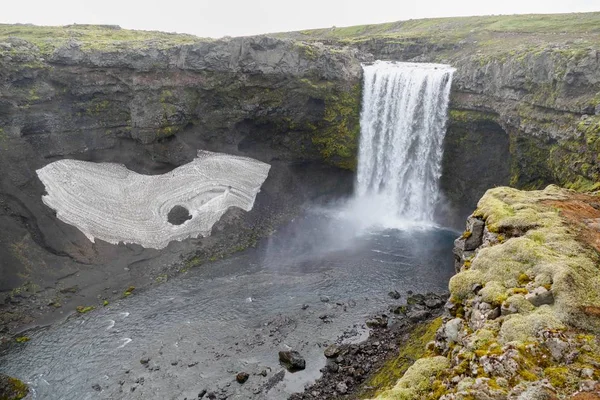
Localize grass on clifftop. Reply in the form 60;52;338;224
0;24;205;54
284;12;600;40
275;12;600;57
2;12;600;56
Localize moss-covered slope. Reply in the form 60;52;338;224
373;185;600;399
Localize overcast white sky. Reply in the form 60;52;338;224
2;0;599;38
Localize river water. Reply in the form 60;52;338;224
0;208;456;399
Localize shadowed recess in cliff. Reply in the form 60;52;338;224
354;61;455;226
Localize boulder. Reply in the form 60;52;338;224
525;287;554;307
0;373;29;400
278;350;306;371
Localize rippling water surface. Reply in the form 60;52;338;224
1;209;456;399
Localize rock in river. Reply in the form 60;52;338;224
236;372;249;384
279;350;306;371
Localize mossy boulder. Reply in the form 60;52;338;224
369;185;600;400
0;374;28;400
374;356;449;399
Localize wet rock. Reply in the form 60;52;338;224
366;315;388;328
324;344;341;358
301;304;309;310
279;350;306;371
235;372;249;384
406;293;426;306
424;294;445;309
327;362;339;372
388;290;401;300
320;296;330;303
406;306;430;322
525;287;554;307
198;389;207;398
140;357;150;365
92;383;101;391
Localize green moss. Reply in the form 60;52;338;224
500;307;565;343
1;376;29;400
0;24;204;56
456;186;600;334
517;273;532;286
360;318;442;398
450;110;498;124
294;42;320;60
76;305;95;314
15;336;30;343
375;356;449;400
311;83;361;170
123;286;135;297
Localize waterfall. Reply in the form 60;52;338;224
355;61;455;224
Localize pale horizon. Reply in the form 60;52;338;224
2;0;600;38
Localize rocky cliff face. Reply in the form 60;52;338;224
1;14;599;333
0;29;362;332
287;12;600;203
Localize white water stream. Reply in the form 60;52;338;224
355;61;455;224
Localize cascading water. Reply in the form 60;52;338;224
355;61;455;225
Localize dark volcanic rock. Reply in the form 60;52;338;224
388;290;401;300
235;372;249;384
366;315;388;329
278;350;306;371
291;294;446;400
324;344;341;358
167;205;192;225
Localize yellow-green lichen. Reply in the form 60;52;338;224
458;186;600;332
0;375;29;400
500;306;565;343
311;83;361;170
360;318;442;398
374;356;449;400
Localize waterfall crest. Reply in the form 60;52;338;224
355;61;455;224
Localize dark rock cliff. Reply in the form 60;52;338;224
1;14;599;332
0;32;363;331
